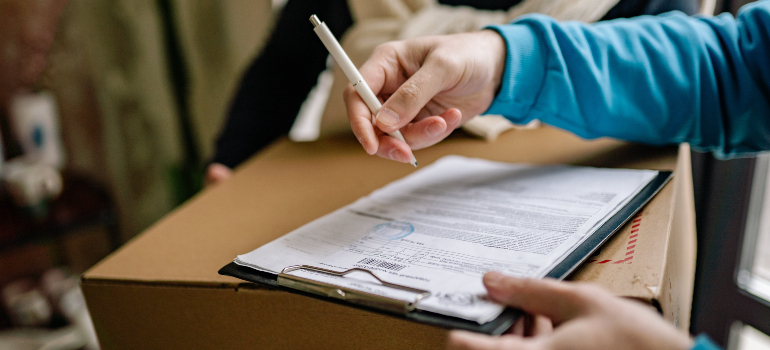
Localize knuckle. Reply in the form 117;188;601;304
373;42;398;57
517;278;535;290
432;54;461;71
576;283;604;295
509;277;537;296
398;81;422;104
569;283;604;302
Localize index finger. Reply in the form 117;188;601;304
344;43;404;154
344;84;379;155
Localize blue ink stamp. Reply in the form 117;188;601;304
370;222;414;240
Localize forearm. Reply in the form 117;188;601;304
486;1;770;158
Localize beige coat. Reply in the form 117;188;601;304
318;0;620;139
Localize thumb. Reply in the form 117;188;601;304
483;272;593;325
447;331;536;350
376;56;456;133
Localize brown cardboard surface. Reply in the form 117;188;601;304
82;127;693;349
83;127;676;285
83;282;445;350
568;180;673;298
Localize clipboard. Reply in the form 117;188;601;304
219;171;672;335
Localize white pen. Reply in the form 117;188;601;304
310;14;418;167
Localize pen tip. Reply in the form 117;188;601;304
413;162;418;167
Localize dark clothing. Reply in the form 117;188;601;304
212;0;701;168
212;0;352;168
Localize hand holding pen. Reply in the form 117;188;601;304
311;15;417;166
311;15;507;165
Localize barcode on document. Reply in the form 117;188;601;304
357;258;406;271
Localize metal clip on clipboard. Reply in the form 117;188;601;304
277;265;431;315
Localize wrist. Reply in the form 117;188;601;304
480;29;507;96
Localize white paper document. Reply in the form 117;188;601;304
234;156;658;324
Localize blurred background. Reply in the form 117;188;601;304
0;0;280;348
1;0;768;349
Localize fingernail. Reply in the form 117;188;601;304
484;271;505;288
376;108;399;127
426;122;444;137
389;149;407;163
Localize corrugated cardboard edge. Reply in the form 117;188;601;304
568;144;696;331
81;280;447;350
660;143;696;330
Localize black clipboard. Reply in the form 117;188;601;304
219;171;672;335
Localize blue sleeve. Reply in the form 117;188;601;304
692;334;722;350
485;1;770;158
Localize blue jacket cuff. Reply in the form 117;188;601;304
483;23;547;123
692;334;722;350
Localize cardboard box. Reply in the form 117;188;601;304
568;142;696;329
81;127;695;349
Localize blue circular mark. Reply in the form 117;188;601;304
370;222;414;240
32;125;45;147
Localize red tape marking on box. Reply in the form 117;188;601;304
613;256;632;264
591;213;642;264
